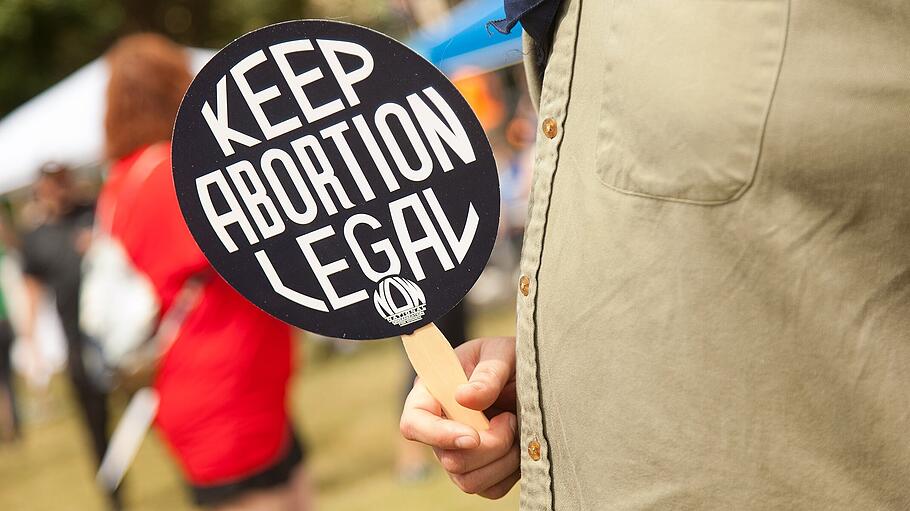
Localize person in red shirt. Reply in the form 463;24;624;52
100;33;311;510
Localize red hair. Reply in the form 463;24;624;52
104;33;192;160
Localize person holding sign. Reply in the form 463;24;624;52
100;34;311;510
170;16;506;503
400;1;910;509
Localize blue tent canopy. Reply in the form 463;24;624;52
407;0;524;77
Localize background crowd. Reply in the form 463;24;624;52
0;1;533;509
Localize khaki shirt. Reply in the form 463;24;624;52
516;1;910;509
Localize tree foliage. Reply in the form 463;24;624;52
0;0;317;117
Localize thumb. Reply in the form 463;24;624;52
456;339;515;411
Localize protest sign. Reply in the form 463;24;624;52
173;21;499;429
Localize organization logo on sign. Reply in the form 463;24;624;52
373;276;426;327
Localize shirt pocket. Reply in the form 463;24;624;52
596;0;789;204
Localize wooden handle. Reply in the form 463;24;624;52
401;323;490;431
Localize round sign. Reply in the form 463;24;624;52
172;20;500;340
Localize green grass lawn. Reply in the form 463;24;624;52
0;304;518;511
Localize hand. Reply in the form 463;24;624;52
400;336;519;499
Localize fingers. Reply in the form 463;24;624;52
448;443;520;496
433;412;520;498
400;379;480;449
435;412;517;474
399;357;521;500
478;470;520;500
398;336;519;501
477;470;521;500
455;337;516;411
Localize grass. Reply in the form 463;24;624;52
0;303;518;511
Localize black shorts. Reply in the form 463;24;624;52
190;430;306;507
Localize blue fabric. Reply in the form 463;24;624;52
489;0;561;44
406;0;524;76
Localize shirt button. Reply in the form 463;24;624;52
542;117;558;139
519;275;530;296
528;440;542;461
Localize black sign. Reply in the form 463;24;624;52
172;21;500;340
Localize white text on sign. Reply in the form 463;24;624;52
193;38;482;314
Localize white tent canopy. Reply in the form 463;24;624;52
0;49;214;195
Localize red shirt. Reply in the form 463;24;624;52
100;143;294;484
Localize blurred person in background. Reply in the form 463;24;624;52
100;33;311;510
0;214;19;443
499;100;535;263
18;163;119;507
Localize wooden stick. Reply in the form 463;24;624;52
401;323;490;431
